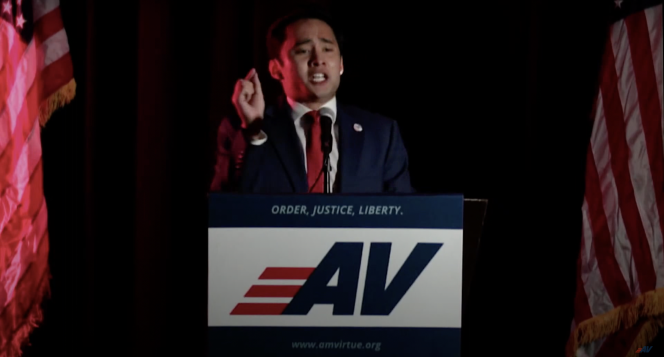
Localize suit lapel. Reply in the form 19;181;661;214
264;101;308;192
337;105;364;192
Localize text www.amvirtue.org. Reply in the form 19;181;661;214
292;341;381;351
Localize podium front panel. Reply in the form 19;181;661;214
208;194;463;357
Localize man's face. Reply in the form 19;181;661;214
269;19;343;107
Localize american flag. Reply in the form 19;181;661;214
567;0;663;356
0;0;75;355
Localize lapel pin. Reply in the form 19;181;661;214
353;123;363;132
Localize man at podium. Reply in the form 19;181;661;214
210;8;414;194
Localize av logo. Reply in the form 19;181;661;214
636;346;653;353
230;242;442;316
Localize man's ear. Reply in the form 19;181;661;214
269;59;283;80
339;56;344;75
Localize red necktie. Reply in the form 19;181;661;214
305;111;324;193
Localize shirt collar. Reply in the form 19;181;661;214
286;96;337;123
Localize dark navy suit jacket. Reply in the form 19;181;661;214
236;99;414;194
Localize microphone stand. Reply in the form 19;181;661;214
323;153;331;194
320;115;333;194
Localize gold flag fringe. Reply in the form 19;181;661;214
0;269;51;357
39;78;77;127
566;287;664;357
628;316;664;355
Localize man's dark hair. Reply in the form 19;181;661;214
266;7;344;62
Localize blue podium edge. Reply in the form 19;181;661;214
207;193;464;229
208;326;461;356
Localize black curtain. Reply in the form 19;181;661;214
23;0;611;356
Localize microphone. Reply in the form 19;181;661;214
319;115;333;155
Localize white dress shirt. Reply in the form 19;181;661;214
248;97;339;192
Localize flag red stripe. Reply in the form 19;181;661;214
0;103;42;269
0;73;41;175
32;7;64;44
0;46;40;160
600;38;657;292
230;303;288;315
594;319;646;357
244;285;301;298
0;159;43;268
574;238;593;323
0;229;49;339
40;52;72;99
0;30;30;116
259;268;315;280
2;197;48;305
585;148;633;306
625;11;664;253
0;42;27;114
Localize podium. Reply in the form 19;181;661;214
208;194;486;357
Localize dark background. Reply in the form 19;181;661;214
22;0;614;356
